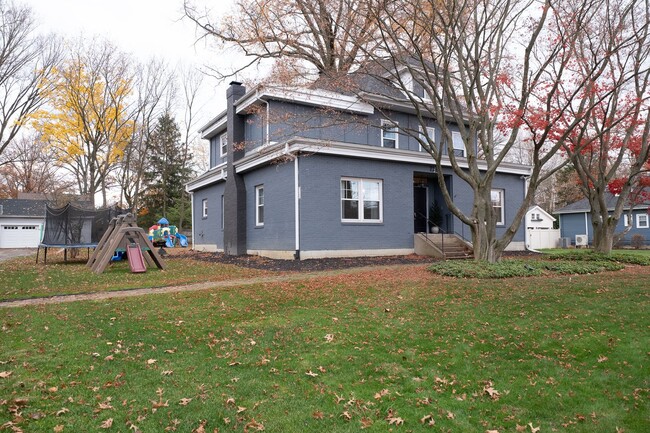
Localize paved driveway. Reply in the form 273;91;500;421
0;248;36;263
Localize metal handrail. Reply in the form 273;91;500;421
414;210;445;256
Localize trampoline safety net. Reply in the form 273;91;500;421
41;204;123;247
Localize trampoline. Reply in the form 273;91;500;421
36;204;123;263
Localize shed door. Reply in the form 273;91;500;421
0;225;42;248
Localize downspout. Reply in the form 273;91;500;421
190;192;195;250
585;212;589;244
294;155;300;259
259;94;270;146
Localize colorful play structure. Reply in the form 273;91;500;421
148;217;188;248
87;213;165;274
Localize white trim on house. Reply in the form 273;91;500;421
190;192;195;250
194;244;222;253
185;164;227;192
300;248;415;259
636;213;649;228
220;133;228;157
255;185;264;226
235;86;375;116
234;138;532;176
294;157;300;253
200;112;227;139
381;119;399;149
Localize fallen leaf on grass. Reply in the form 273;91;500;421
0;371;12;378
597;355;608;363
146;359;156;365
237;406;247;414
360;417;373;429
446;411;455;419
104;355;114;361
528;423;540;433
56;408;69;416
516;425;527;432
244;419;265;432
420;414;435;425
54;425;64;432
312;411;324;419
324;334;334;342
340;411;352;421
100;418;113;429
179;398;192;406
387;416;404;426
374;389;390;399
161;370;173;376
305;370;318;377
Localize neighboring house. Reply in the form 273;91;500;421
525;205;559;250
0;199;47;248
186;78;530;259
556;193;650;247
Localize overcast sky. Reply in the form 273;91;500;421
22;0;237;125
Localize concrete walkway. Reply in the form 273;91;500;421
0;248;37;262
0;263;424;309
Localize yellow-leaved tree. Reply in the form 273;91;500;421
32;39;135;206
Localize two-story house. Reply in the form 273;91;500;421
186;78;529;259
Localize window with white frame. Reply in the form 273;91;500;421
220;133;228;157
202;198;208;218
623;214;631;227
419;126;435;152
637;213;649;228
381;120;398;149
452;131;465;157
491;189;505;225
341;178;383;222
255;185;264;226
221;195;224;229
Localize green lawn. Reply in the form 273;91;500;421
1;265;648;432
0;251;273;301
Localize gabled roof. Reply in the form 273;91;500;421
526;205;556;221
0;199;48;217
555;192;650;214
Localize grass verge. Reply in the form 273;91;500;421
0;251;272;301
0;265;648;432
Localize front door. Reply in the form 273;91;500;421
413;186;428;233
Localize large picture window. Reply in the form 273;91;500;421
491;189;504;226
341;178;383;222
255;185;264;226
381;120;398;149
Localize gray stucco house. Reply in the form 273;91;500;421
186;79;529;259
556;193;650;247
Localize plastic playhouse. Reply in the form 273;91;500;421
148;217;188;248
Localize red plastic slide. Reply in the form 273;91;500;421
126;244;147;273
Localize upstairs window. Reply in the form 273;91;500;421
202;199;208;218
452;131;465;157
381;120;398;149
341;178;383;222
419;126;435;152
637;213;649;228
491;189;505;226
220;133;228;157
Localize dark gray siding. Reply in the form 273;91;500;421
244;162;296;252
298;154;414;251
192;183;225;248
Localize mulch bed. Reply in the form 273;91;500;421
187;250;539;272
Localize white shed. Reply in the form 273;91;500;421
525;205;560;250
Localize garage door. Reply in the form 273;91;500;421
0;225;42;248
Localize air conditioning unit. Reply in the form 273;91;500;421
575;234;588;247
559;237;571;248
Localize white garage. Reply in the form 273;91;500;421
0;199;47;248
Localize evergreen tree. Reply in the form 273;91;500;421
142;112;193;228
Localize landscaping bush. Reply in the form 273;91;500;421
631;234;646;249
548;250;650;265
428;259;624;278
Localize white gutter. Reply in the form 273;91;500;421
294;155;300;257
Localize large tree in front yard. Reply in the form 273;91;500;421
559;0;650;253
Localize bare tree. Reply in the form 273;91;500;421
343;0;647;261
0;0;61;161
116;58;175;211
0;133;72;198
560;0;650;253
183;0;382;81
